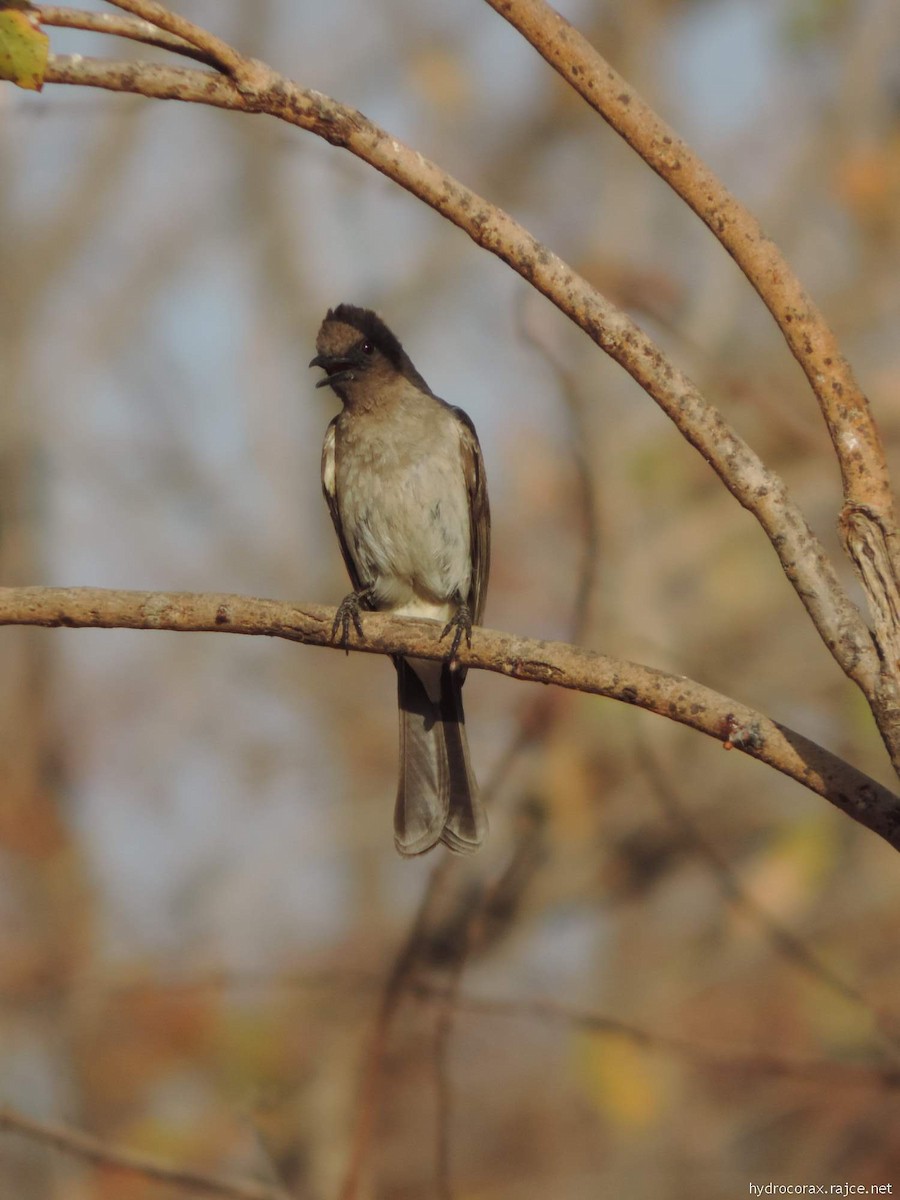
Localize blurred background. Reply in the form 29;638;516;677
2;0;900;1195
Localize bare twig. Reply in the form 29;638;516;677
103;0;246;77
58;966;899;1091
516;296;600;643
0;1107;292;1200
1;584;896;849
431;900;475;1200
338;858;456;1200
38;6;218;65
429;809;547;1200
415;989;900;1091
35;49;880;703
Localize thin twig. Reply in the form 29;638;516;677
516;295;600;644
102;0;246;77
414;989;900;1091
38;6;218;66
430;772;549;1198
53;966;899;1091
338;858;456;1200
0;1107;292;1200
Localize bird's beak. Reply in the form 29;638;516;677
309;352;354;389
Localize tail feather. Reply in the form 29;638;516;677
438;674;487;854
394;658;487;856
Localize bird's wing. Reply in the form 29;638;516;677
321;417;368;597
454;408;491;626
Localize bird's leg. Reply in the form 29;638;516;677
332;585;375;650
440;598;473;661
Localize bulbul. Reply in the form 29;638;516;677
310;304;490;856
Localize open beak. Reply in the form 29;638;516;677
309;353;354;389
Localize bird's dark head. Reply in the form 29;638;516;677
309;304;430;403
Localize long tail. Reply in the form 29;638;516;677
394;657;487;856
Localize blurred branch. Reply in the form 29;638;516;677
416;989;900;1091
104;0;244;75
430;806;547;1200
0;1107;292;1200
63;966;900;1090
34;30;882;713
1;584;897;850
338;858;456;1200
516;297;599;642
637;741;900;1058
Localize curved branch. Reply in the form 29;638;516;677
483;0;894;526
484;0;900;763
104;0;244;76
36;49;879;702
1;585;897;851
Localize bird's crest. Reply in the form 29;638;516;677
324;304;406;370
321;303;432;392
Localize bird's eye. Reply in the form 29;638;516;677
361;341;375;355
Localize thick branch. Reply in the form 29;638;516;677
36;49;879;699
483;0;895;527
1;585;898;851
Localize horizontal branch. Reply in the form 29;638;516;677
1;585;898;851
97;968;897;1090
36;47;880;699
0;1106;289;1200
414;987;900;1089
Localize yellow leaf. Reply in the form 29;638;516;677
738;817;838;924
0;3;48;92
574;1034;660;1128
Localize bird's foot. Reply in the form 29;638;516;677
332;587;374;651
440;602;473;661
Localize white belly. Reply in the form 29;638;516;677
334;404;472;615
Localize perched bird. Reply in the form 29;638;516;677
310;304;490;855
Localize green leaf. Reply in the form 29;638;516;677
0;3;49;92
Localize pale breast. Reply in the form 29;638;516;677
334;396;472;615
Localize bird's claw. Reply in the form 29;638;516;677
332;588;372;652
440;602;473;661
